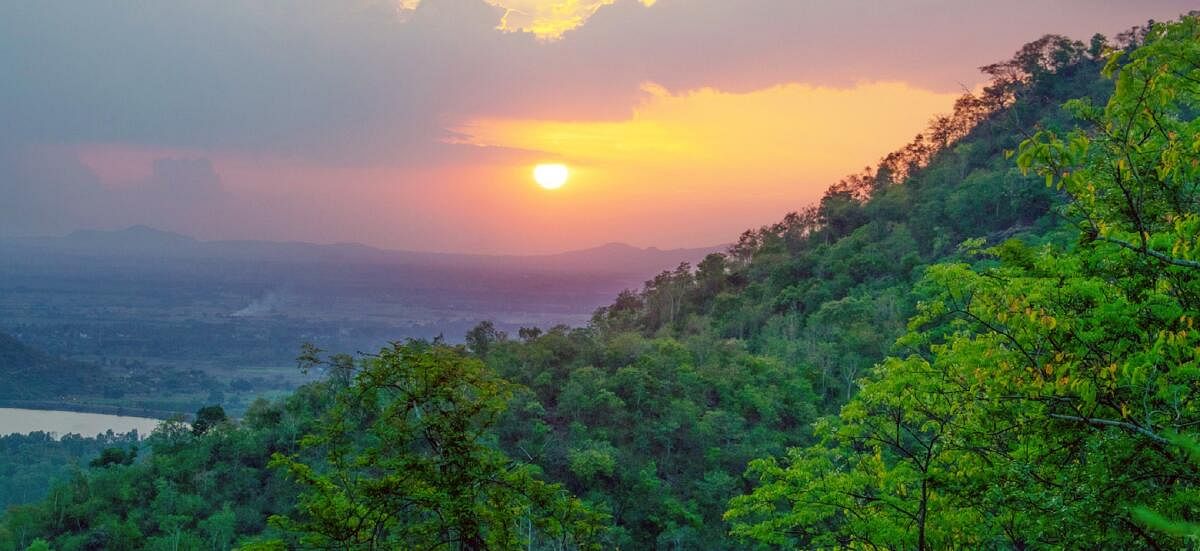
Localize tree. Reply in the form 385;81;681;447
191;405;228;436
269;341;605;549
88;445;137;468
465;320;507;356
1017;13;1200;539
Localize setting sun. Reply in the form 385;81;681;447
533;163;569;189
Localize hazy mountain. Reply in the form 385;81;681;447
1;226;723;277
0;227;726;371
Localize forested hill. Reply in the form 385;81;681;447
477;29;1122;548
573;31;1117;411
0;332;267;418
0;333;104;402
6;16;1200;551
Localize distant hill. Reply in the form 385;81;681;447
64;225;197;250
0;332;102;401
0;227;726;371
1;226;724;278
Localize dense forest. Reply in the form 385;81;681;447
0;431;141;512
0;330;294;418
3;14;1199;550
0;333;109;403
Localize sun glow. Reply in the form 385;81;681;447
456;81;960;196
533;163;569;189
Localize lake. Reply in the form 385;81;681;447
0;408;164;439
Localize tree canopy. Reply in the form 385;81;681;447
727;14;1200;549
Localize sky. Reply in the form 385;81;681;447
0;1;1194;254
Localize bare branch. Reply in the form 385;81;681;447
1048;413;1168;445
1093;234;1200;269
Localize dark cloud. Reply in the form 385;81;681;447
0;147;107;236
0;1;1195;249
139;158;226;203
1;1;1191;161
0;147;231;236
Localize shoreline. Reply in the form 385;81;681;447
0;400;188;421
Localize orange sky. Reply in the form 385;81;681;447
3;1;1195;253
74;80;958;252
440;81;960;250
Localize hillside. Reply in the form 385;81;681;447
477;30;1119;548
0;333;103;402
0;331;293;418
4;16;1198;551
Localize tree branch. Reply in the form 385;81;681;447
1093;234;1200;269
1048;413;1168;445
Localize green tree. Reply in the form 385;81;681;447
465;321;507;356
729;14;1200;549
1017;13;1200;540
269;342;604;549
191;405;228;436
88;445;137;468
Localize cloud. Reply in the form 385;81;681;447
2;0;1190;162
445;80;960;248
0;147;110;237
453;81;959;178
139;158;227;203
485;0;657;39
1;1;1196;252
398;0;658;39
0;146;232;237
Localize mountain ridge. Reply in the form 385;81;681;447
2;226;726;276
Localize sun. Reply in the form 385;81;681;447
533;163;569;189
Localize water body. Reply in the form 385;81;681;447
0;408;163;439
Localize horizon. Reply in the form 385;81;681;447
2;1;1194;254
10;223;729;257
